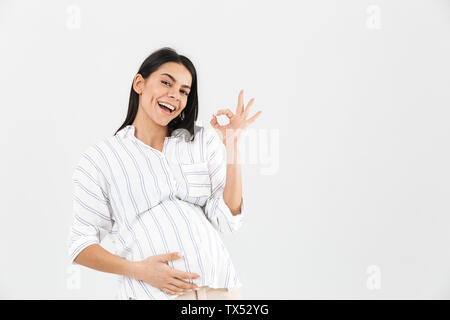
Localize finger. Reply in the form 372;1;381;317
159;252;182;262
246;110;262;125
170;277;198;290
165;283;186;294
243;98;255;118
173;270;201;280
161;287;178;295
210;114;220;129
236;89;244;115
215;108;234;119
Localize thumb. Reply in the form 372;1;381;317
159;251;183;262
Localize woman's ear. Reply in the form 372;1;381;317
133;73;145;94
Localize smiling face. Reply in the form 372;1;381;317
133;62;192;127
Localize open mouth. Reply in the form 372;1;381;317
157;101;175;114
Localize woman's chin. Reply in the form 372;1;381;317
154;115;173;127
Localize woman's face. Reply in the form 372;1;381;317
134;62;192;127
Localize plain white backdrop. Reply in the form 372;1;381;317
1;0;450;299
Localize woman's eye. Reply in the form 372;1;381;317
162;80;189;96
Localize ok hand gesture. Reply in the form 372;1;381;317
210;89;262;146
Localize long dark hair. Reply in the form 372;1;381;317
114;47;198;141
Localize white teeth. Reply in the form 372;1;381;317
158;102;175;111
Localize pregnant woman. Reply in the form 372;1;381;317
67;47;262;300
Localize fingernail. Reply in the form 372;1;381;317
178;251;184;257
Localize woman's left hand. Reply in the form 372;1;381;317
210;89;262;147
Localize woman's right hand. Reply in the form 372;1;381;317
131;252;200;295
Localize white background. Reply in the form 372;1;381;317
1;0;450;299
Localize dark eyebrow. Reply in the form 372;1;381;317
160;73;191;90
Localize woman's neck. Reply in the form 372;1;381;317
131;109;168;150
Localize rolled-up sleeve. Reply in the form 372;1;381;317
67;148;114;265
202;127;245;234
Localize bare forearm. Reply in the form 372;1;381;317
224;139;243;215
74;243;136;278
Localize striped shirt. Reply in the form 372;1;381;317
67;124;245;300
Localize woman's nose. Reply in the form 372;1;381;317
168;92;180;103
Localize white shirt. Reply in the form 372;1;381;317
67;124;245;300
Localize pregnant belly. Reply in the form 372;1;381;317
128;199;221;258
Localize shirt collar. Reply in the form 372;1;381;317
116;125;135;139
116;124;192;141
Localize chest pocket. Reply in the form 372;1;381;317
179;161;212;206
